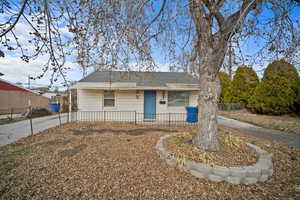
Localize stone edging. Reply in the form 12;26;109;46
155;133;274;184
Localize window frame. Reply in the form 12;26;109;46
103;91;116;107
167;91;190;107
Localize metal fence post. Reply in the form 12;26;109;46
58;111;61;125
168;112;171;127
57;103;61;126
104;111;106;122
10;108;13;119
29;106;33;136
134;111;137;125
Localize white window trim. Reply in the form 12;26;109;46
167;91;190;107
103;91;116;108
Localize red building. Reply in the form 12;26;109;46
0;78;50;113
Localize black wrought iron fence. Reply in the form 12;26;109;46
74;111;196;126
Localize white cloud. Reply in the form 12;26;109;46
0;15;81;88
0;54;83;87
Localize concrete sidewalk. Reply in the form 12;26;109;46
0;113;68;147
218;116;300;149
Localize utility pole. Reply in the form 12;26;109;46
27;75;33;136
228;40;233;80
69;88;72;122
28;75;31;89
28;75;31;106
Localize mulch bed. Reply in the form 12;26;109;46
0;122;299;199
164;129;258;167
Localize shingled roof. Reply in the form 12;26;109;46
79;71;198;87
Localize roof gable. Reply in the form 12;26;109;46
0;79;28;92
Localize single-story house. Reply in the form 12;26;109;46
71;71;200;121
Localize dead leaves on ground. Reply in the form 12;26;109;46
164;130;258;167
0;122;299;200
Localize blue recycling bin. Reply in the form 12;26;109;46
186;106;198;123
48;102;60;112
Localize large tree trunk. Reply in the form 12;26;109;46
192;64;222;152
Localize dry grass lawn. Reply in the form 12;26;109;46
219;109;300;134
0;122;299;200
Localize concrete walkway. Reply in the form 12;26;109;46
0;114;68;147
218;116;300;149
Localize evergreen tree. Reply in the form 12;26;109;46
249;60;299;115
219;72;231;103
227;66;259;106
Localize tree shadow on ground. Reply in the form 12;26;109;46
70;128;177;136
58;144;88;158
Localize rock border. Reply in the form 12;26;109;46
156;133;274;184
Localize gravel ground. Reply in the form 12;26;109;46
0;122;299;200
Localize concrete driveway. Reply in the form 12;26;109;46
0;113;68;147
218;116;300;149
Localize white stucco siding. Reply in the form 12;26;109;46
77;89;102;111
104;90;144;121
77;90;143;112
189;91;199;107
77;89;199;121
104;90;144;112
77;89;143;121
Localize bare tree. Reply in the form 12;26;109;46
1;0;299;151
72;0;300;151
0;0;72;85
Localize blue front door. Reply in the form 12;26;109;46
144;91;156;119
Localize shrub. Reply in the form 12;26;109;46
219;72;231;103
28;108;52;118
249;59;299;115
293;77;300;115
226;66;259;106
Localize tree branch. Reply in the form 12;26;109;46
223;0;260;39
0;0;28;37
140;0;166;38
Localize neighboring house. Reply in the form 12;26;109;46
0;78;50;113
42;91;61;99
72;71;199;121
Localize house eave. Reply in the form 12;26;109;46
71;82;200;91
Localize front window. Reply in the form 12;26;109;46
168;91;189;107
104;91;115;107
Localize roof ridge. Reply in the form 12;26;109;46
77;70;198;87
